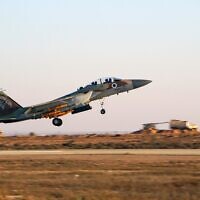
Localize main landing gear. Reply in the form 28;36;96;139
52;118;63;127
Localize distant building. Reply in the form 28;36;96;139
142;120;198;132
170;120;198;131
143;122;168;131
143;123;156;130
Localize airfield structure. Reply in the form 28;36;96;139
143;122;168;130
143;120;198;131
169;120;198;131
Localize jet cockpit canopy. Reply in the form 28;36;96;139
78;77;121;90
90;77;121;86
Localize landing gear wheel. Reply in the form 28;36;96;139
52;118;63;127
99;99;106;115
100;108;106;115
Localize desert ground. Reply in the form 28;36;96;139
0;151;200;200
0;129;200;149
0;131;199;200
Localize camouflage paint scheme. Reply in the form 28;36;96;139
0;78;151;126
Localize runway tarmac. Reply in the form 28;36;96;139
0;149;200;156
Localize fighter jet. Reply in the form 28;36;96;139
0;77;151;126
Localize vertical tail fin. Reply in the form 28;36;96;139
0;91;22;116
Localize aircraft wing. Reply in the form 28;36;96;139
26;91;93;119
25;97;72;117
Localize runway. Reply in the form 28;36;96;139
0;149;200;156
0;149;199;200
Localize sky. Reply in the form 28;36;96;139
0;0;200;134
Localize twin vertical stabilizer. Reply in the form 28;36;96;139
0;91;22;116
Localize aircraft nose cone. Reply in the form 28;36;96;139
132;79;152;89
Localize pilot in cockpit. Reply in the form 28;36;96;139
104;78;113;83
91;81;97;85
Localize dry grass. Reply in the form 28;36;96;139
0;154;199;200
0;130;200;149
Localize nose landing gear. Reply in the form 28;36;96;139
52;118;63;126
100;100;106;115
100;108;106;115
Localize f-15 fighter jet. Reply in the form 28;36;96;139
0;77;151;126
